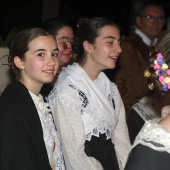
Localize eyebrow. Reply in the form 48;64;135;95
58;37;74;40
103;36;121;41
33;48;59;53
104;36;116;40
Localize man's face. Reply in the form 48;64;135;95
136;6;165;41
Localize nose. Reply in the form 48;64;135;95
66;41;72;49
115;43;122;54
47;56;56;67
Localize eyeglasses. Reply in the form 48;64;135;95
139;15;165;23
58;37;73;46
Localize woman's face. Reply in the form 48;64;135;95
55;26;74;68
16;35;59;88
83;25;122;73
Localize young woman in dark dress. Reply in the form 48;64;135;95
124;30;170;170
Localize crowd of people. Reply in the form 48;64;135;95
0;1;170;170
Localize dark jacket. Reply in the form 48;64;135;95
113;34;151;119
0;82;51;170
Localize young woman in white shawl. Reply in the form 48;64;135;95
48;17;131;170
124;30;170;170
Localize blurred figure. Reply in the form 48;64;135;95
124;29;170;170
113;1;165;120
41;18;75;97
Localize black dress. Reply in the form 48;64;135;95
85;133;119;170
125;144;170;170
127;109;145;144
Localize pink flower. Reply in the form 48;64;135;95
168;83;170;89
156;53;163;58
154;64;161;70
166;69;170;75
159;76;165;84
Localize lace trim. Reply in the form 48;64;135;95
85;120;112;141
50;82;113;141
133;121;170;154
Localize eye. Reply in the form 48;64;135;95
107;42;113;44
37;53;44;57
52;53;58;57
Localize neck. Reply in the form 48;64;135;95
19;79;41;96
80;63;100;81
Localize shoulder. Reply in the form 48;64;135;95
125;144;170;170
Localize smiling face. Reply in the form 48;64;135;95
15;35;59;91
55;26;74;68
82;25;121;77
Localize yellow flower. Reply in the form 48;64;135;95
162;63;168;70
164;77;170;84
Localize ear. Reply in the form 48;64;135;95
136;16;142;27
14;56;25;69
83;40;93;54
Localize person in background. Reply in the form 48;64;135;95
113;1;165;120
48;17;131;170
124;30;170;170
41;18;75;97
0;28;65;170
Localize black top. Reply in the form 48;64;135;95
84;133;119;170
127;109;145;144
0;82;51;170
125;144;170;170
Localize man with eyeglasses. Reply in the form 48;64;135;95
112;1;165;121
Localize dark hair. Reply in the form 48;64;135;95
8;27;50;81
42;18;74;37
136;1;164;17
147;30;170;93
73;17;120;63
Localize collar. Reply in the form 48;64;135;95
29;91;51;116
135;28;157;46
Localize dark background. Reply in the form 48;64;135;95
0;0;170;44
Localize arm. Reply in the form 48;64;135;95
111;85;131;170
50;86;103;170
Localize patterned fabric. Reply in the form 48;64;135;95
49;63;131;170
29;92;65;170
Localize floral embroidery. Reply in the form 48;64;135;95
154;53;170;91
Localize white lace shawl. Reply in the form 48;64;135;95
49;63;131;170
56;63;117;130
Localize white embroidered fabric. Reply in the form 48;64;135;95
132;96;160;121
48;63;131;170
133;121;170;153
51;78;113;141
29;92;65;170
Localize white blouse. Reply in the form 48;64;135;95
29;91;65;170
